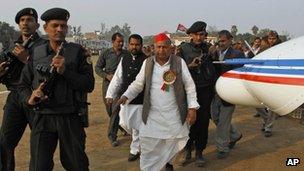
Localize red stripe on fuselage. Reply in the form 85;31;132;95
222;72;304;86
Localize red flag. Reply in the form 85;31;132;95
176;24;187;32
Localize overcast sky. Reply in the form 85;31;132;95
0;0;303;37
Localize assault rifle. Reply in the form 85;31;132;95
35;42;64;102
0;35;33;82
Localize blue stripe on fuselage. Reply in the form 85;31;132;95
233;66;304;75
224;59;304;66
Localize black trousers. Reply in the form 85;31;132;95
185;86;214;152
30;114;89;171
102;80;121;142
0;90;32;171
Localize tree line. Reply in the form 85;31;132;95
0;20;291;49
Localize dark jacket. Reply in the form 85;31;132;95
20;41;94;114
212;47;245;79
120;52;146;104
0;32;45;90
178;41;216;88
212;47;245;106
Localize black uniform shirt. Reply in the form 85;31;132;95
20;41;94;114
0;32;45;89
179;41;216;88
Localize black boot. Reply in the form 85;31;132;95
165;163;174;171
128;152;140;162
195;150;206;167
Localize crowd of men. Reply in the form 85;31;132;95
0;6;284;171
97;21;283;170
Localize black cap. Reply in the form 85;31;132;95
15;8;38;24
41;8;70;22
186;21;207;34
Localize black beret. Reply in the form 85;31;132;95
15;8;38;24
186;21;207;34
41;8;70;22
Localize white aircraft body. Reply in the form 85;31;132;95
215;36;304;115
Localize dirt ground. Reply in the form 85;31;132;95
0;56;303;171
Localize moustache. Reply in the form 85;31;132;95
21;27;29;30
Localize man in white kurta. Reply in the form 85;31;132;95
106;34;146;161
119;33;199;171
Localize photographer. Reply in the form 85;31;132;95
177;21;216;167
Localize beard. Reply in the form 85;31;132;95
131;49;141;55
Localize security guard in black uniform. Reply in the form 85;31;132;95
20;8;94;171
178;21;216;167
0;8;45;171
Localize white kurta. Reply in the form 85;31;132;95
106;60;143;131
123;56;199;170
106;59;142;154
119;104;142;133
